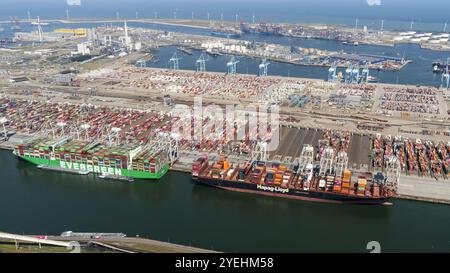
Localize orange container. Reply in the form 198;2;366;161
223;161;229;171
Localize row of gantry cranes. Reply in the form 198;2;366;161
251;141;399;193
0;114;180;166
327;63;373;84
138;49;450;89
328;59;450;89
152;51;271;76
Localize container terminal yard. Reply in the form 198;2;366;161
1;18;450;205
2;67;450;204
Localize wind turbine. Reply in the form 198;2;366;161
36;16;43;42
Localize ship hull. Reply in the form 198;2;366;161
16;154;169;179
193;177;392;205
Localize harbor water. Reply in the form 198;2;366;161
1;149;450;252
145;42;449;87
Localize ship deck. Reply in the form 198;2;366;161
197;161;387;200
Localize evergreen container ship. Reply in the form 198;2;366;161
192;155;395;205
13;137;170;179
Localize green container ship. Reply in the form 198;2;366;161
13;137;170;179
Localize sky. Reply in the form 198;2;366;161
0;0;449;24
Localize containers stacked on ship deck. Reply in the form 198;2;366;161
132;149;169;173
237;162;252;181
263;163;292;187
16;138;57;159
357;176;367;197
85;144;131;170
192;156;209;177
193;154;393;203
55;139;91;165
340;169;352;194
14;137;170;179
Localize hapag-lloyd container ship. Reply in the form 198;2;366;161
13;137;170;179
192;155;395;205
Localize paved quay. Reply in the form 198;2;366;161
48;236;218;253
0;232;217;253
398;175;450;205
